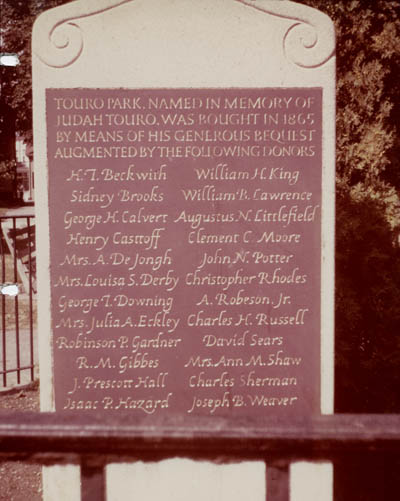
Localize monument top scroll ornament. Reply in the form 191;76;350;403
33;0;335;69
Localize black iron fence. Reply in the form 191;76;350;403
0;413;399;500
0;215;36;387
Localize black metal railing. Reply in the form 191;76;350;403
0;413;399;501
0;215;36;387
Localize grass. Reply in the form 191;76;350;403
1;295;37;332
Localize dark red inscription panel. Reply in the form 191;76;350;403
46;88;322;421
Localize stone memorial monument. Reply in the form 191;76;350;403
33;0;335;499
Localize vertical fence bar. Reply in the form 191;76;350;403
1;218;7;386
12;217;21;384
81;462;106;501
266;462;290;501
27;216;34;381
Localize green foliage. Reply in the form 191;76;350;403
298;0;400;415
0;160;16;200
0;0;68;143
0;159;16;181
302;0;400;190
335;183;400;412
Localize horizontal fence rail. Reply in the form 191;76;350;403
0;413;400;501
1;413;400;461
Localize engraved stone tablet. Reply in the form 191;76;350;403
46;87;323;418
33;0;335;497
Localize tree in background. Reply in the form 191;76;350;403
0;0;66;144
0;96;17;200
303;1;399;190
299;0;400;414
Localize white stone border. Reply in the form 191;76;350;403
33;1;335;499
